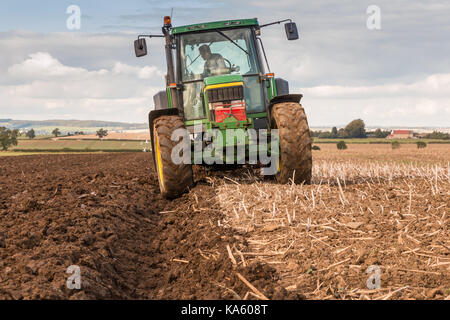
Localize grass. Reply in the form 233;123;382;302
11;139;149;151
27;126;131;134
17;135;55;140
0;139;151;156
0;151;122;157
312;138;450;144
313;143;450;165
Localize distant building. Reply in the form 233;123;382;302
386;130;415;139
416;132;428;139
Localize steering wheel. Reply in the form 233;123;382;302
223;58;232;69
223;58;240;73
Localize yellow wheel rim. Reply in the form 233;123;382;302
154;132;165;191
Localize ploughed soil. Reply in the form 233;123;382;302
0;153;298;300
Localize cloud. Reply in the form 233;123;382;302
302;73;450;98
0;52;165;122
8;52;97;78
112;62;163;79
297;72;450;126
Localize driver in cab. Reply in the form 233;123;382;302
199;45;228;77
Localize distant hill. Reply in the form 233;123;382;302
0;119;148;134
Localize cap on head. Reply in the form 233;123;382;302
199;45;211;55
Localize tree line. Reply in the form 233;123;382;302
310;119;368;139
310;119;449;140
0;127;110;151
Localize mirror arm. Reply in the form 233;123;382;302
138;34;165;39
259;19;292;28
257;37;271;73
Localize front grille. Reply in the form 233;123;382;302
207;85;244;103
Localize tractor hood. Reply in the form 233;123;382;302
204;74;243;87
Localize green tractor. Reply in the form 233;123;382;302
134;16;312;198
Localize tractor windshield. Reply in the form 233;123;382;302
180;28;260;82
179;28;265;120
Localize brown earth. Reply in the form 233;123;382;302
0;153;297;300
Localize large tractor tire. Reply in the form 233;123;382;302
153;115;194;199
271;102;312;184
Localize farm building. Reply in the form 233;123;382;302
386;130;415;139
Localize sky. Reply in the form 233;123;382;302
0;0;449;127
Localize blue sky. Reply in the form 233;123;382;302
0;0;449;127
0;0;226;32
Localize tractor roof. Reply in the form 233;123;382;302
171;18;259;35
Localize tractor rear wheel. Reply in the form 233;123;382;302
271;102;312;184
153;115;194;199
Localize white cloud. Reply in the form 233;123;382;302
8;52;87;78
112;62;164;79
0;52;165;122
302;73;450;98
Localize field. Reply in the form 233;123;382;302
61;132;151;141
9;139;149;152
312;138;450;144
5;133;449;156
0;144;448;299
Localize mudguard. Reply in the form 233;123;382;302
268;94;303;126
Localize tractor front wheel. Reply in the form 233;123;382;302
153;115;194;199
271;102;312;184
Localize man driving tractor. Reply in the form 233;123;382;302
199;44;227;76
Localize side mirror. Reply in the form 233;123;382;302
134;38;147;57
285;22;299;40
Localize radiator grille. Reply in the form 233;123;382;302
207;85;244;103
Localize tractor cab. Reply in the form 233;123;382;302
176;25;264;122
135;18;298;132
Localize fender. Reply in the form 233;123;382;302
148;108;180;168
268;94;303;127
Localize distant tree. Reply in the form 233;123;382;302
416;141;427;149
312;145;321;151
309;130;321;138
331;127;338;138
374;128;390;138
52;128;61;137
391;141;401;150
96;128;108;139
344;119;366;138
0;127;19;150
424;131;450;140
337;128;348;138
318;131;333;139
337;141;347;150
26;128;36;139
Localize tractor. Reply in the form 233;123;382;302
134;16;312;198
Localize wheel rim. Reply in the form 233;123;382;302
277;154;282;173
154;131;166;192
